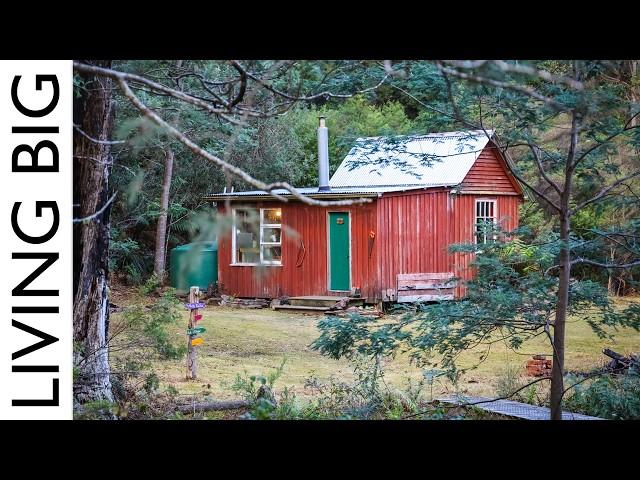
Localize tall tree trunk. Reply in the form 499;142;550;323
73;60;115;405
550;212;570;420
153;145;174;281
549;105;579;420
152;59;182;284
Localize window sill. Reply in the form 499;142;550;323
230;263;283;267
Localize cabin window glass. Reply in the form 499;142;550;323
475;199;497;244
233;208;260;264
232;207;282;265
260;208;282;264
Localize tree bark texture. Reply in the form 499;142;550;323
153;59;182;284
550;213;570;420
153;146;174;281
73;60;115;404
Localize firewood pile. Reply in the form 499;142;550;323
603;348;639;374
219;295;269;309
525;354;552;377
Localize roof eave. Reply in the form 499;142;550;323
203;192;381;202
487;134;530;201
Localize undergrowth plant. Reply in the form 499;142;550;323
101;288;186;419
494;361;550;406
229;354;470;420
564;370;640;419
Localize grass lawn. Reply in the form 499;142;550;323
110;290;640;403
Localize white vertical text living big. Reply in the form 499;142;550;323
0;61;72;419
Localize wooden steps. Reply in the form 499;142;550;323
290;296;364;308
272;295;364;314
271;304;330;313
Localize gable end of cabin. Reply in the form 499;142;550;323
459;141;523;196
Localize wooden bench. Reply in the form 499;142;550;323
396;272;456;302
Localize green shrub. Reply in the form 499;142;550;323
142;290;186;359
231;357;287;404
232;354;462;420
140;274;162;295
121;289;186;360
101;290;186;419
564;372;640;420
495;362;525;399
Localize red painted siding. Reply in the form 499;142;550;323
374;189;521;300
376;189;453;301
217;201;378;301
450;194;521;297
216;146;523;302
461;144;521;194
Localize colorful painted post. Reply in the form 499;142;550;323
186;286;200;380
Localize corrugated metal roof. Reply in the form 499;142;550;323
204;185;430;201
329;130;494;188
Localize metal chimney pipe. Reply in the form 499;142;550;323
317;116;331;192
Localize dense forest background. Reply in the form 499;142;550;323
106;60;639;296
72;59;640;420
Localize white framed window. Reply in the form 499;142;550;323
475;199;497;244
232;207;282;265
260;208;282;264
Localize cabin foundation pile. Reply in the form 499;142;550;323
219;295;269;309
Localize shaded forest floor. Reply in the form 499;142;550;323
110;288;640;406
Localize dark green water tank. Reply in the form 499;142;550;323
170;241;218;293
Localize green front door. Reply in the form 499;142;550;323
328;212;350;291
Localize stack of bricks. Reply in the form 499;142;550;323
525;354;552;377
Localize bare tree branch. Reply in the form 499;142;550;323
435;63;570;111
570;257;640;269
437;61;465;124
571;170;640;214
228;61;247;108
527;142;563;195
388;84;482;131
499;157;562;211
115;78;371;207
444;60;584;90
570;114;640;170
74;124;126;145
73;192;117;223
74;62;247;125
232;60;390;101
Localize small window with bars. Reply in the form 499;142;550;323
475;199;497;244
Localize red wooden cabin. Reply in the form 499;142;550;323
205;125;524;304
